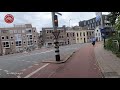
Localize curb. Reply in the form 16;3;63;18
42;51;75;64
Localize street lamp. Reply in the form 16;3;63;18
69;19;71;27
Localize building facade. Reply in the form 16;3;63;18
42;26;67;47
0;24;38;55
66;26;94;44
95;26;102;41
79;15;111;30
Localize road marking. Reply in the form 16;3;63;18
28;66;33;68
21;69;26;71
34;64;39;65
22;60;25;61
4;70;9;72
0;69;2;70
24;63;49;78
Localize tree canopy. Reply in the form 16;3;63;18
107;12;120;26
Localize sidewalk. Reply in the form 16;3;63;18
95;42;120;78
25;43;103;78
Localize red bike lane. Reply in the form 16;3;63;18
24;43;103;78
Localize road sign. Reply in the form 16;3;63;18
52;30;60;39
4;14;14;24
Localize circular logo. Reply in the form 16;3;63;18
4;14;14;24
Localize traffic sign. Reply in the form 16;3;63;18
52;30;60;39
4;14;14;24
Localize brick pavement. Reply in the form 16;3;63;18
94;42;120;78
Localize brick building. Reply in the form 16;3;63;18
0;24;38;55
41;26;67;47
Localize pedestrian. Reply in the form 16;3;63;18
92;37;96;46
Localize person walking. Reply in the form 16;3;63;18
92;37;96;46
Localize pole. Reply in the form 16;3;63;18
51;12;60;61
0;36;3;56
100;12;106;47
69;19;71;27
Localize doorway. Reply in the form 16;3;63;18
84;38;86;43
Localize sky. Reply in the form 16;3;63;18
0;12;109;32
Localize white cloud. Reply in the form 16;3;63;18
0;12;109;32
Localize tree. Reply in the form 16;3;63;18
107;12;120;26
115;16;120;30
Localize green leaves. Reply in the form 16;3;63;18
107;12;120;26
115;16;120;30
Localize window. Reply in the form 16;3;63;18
24;41;26;44
22;35;26;39
87;32;88;36
1;36;4;40
10;30;13;34
14;30;17;33
34;41;36;43
16;41;22;46
3;42;10;48
80;32;81;36
28;40;33;45
67;33;69;37
84;21;86;25
77;38;79;40
6;36;9;39
83;32;85;36
27;35;32;39
77;33;79;37
90;20;92;23
18;30;21;33
99;33;100;36
81;38;82;40
89;32;91;36
105;16;107;20
97;30;98;32
88;21;89;24
11;41;14;45
28;30;32;33
29;35;32;39
73;33;74;37
11;36;13;39
34;36;35;38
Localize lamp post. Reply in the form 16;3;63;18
69;19;71;27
